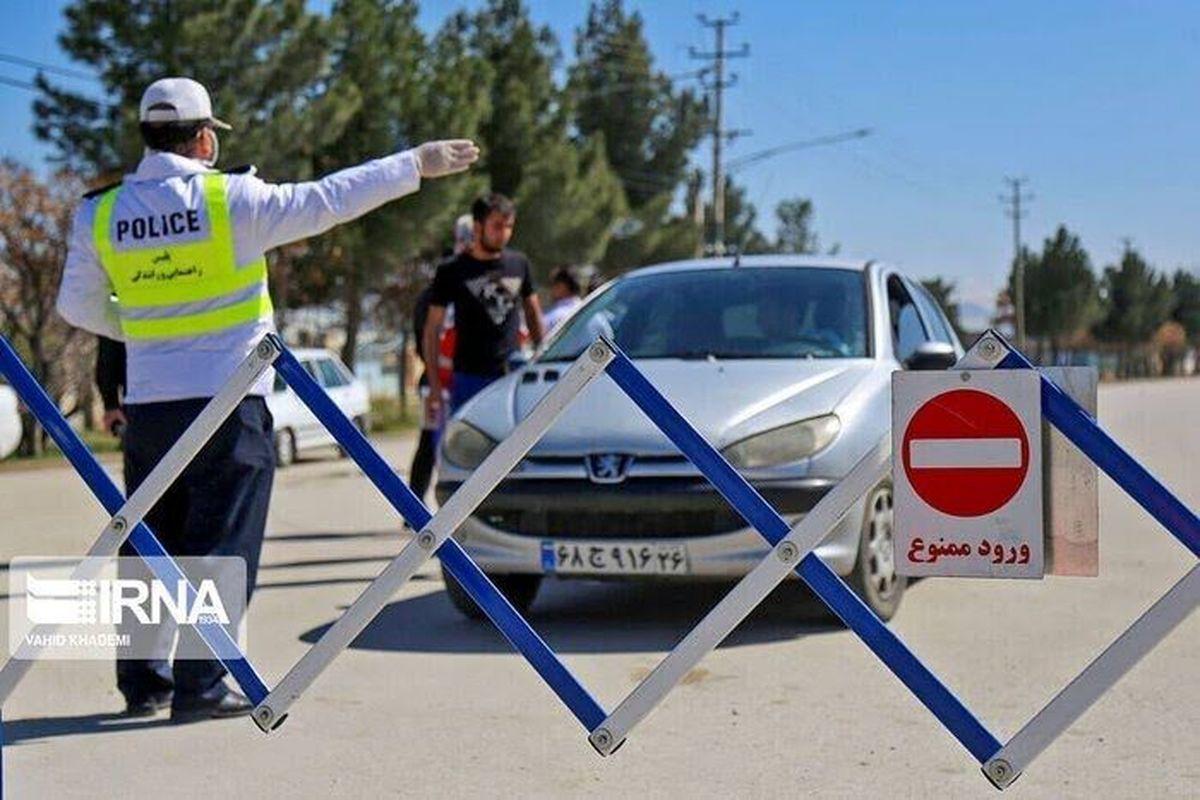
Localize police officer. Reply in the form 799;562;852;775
57;77;479;722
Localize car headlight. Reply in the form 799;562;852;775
441;420;499;469
722;414;841;469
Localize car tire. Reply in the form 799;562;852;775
440;562;541;620
274;428;297;468
847;481;906;621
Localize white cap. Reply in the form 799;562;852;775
139;77;231;130
454;214;474;246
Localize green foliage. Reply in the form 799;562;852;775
1093;245;1173;346
567;0;707;273
512;137;626;278
457;0;561;196
1010;225;1099;352
602;192;702;273
568;0;707;211
719;179;771;255
773;197;820;255
1171;269;1200;345
37;0;341;179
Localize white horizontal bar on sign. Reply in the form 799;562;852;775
909;437;1022;469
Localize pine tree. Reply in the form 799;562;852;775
568;0;707;210
457;0;561;197
1094;245;1174;376
773;198;820;254
568;0;708;272
718;179;771;255
512;137;626;275
1171;270;1200;346
308;0;489;367
458;0;628;281
36;0;343;180
1011;225;1100;360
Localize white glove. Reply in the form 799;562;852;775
414;139;480;178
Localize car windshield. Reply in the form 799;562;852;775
540;267;869;361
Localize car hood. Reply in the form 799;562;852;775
458;358;874;455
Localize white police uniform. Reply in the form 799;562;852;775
54;77;436;720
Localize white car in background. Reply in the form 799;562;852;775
0;382;21;459
266;348;370;467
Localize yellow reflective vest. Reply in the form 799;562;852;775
92;173;272;341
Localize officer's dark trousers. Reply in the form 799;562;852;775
116;397;274;706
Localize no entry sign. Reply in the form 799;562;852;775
893;370;1044;578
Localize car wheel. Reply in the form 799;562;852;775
274;429;297;468
440;562;541;620
847;482;906;621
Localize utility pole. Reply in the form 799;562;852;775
1001;177;1033;348
691;13;749;255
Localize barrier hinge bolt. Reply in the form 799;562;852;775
592;728;613;751
416;529;436;550
984;758;1016;788
111;516;127;534
588;341;610;363
254;705;273;728
978;337;1002;361
777;541;799;564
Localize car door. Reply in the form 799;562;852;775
885;274;931;367
910;281;964;356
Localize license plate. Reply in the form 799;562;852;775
541;541;689;575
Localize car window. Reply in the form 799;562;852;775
273;372;287;393
912;284;956;346
316;358;349;388
542;267;869;361
331;358;356;385
887;276;929;362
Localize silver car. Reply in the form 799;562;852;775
435;256;963;620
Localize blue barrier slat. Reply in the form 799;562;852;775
271;339;607;731
0;337;269;704
604;351;1003;763
997;351;1200;559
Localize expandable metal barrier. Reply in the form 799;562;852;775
0;327;1194;793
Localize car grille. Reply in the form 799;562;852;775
477;508;748;539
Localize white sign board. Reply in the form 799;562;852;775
892;370;1044;578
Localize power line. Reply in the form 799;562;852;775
0;75;38;92
0;72;111;109
1000;177;1034;348
726;128;873;172
570;69;709;101
690;12;749;255
0;52;98;82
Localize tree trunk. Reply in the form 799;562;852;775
18;412;42;457
341;261;362;371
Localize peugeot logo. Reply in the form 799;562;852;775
586;453;633;484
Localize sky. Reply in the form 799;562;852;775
1;1;1197;316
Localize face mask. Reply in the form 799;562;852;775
201;128;220;168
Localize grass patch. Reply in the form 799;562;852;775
369;395;421;435
0;425;122;471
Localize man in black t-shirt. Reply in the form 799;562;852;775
423;193;544;419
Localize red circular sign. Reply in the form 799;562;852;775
901;388;1030;517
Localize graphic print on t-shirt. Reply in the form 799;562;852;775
464;274;524;326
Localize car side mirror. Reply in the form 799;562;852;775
904;341;958;371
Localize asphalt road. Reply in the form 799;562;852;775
0;377;1196;798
